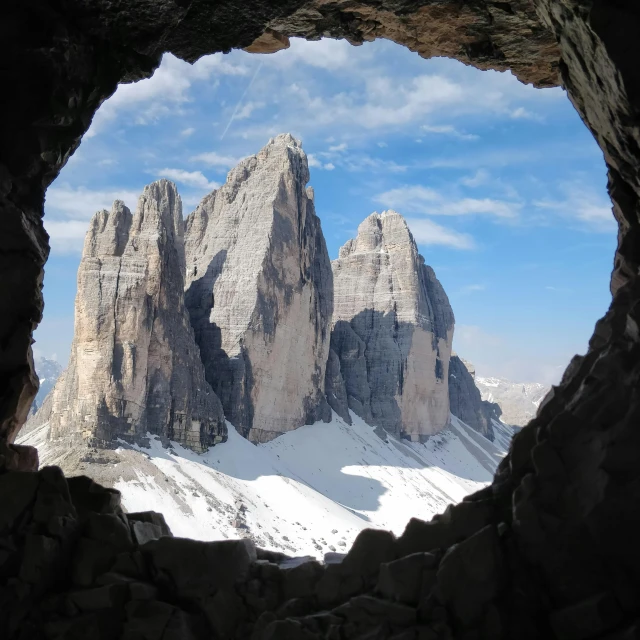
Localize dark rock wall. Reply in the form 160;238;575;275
2;1;640;638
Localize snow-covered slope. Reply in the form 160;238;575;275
476;376;549;427
19;412;513;559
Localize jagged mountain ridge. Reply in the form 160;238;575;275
476;376;549;427
30;134;510;450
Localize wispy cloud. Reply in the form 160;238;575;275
86;53;249;138
533;181;615;232
375;185;520;219
405;218;475;250
308;154;336;171
46;184;140;219
421;124;478;140
155;168;218;190
190;151;244;169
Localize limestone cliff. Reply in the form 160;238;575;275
184;134;332;443
31;180;226;451
331;211;454;441
448;354;501;441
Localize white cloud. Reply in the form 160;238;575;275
269;37;355;70
45;184;140;219
510;106;542;121
190;151;243;169
421;124;478;140
375;185;520;219
86;53;249;137
405;218;475;250
235;101;264;120
156;168;219;190
343;155;408;173
328;143;348;153
533;182;615;232
460;169;490;188
459;284;486;294
307;154;335;171
181;127;196;137
44;219;92;254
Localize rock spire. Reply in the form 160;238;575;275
448;354;501;440
184;134;333;443
32;180;226;452
330;210;455;441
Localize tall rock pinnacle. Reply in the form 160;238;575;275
448;354;501;440
35;180;226;451
331;211;455;441
184;134;333;443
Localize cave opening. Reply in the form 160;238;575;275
20;37;614;558
2;2;640;638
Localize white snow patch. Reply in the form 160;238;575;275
110;412;513;558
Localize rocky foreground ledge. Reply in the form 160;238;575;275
1;464;513;640
3;458;623;640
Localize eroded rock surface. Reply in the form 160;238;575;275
448;355;501;440
30;180;225;452
184;134;332;443
331;211;454;441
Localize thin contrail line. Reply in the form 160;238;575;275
220;62;263;140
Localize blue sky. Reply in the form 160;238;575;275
37;38;616;384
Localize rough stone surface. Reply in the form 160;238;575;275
184;134;332;442
28;181;226;452
324;348;352;425
331;211;454;441
2;1;640;640
448;355;501;440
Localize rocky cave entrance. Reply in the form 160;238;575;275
2;2;640;639
21;34;614;557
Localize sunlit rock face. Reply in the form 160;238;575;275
331;211;455;441
31;180;226;452
184;134;333;443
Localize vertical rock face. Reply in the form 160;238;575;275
184;134;333;443
448;354;501;441
324;348;352;425
331;211;454;441
34;180;226;452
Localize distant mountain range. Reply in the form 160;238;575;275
476;377;550;427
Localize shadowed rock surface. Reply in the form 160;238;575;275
331;211;454;441
2;1;640;639
27;357;63;418
28;181;226;452
184;134;332;443
448;355;502;441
